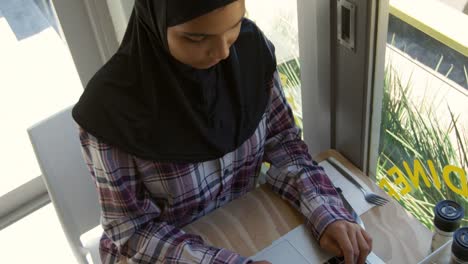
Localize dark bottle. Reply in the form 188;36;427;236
431;200;464;252
451;227;468;264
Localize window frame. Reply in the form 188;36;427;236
367;0;390;178
0;177;49;230
298;0;387;173
326;0;386;174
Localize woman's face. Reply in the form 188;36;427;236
167;0;246;69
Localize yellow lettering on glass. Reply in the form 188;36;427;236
378;178;400;200
387;166;411;196
378;160;467;199
427;160;442;189
443;165;468;197
403;160;431;189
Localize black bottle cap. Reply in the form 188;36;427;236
452;227;468;261
433;200;464;232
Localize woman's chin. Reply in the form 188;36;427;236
195;61;220;70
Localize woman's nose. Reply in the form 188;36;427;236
209;37;230;60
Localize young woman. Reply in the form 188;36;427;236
72;0;372;263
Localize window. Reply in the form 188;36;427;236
0;0;83;261
0;0;82;197
0;204;77;263
370;0;468;230
246;0;302;129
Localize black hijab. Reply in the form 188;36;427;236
72;0;276;162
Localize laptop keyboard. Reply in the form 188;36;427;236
324;256;370;264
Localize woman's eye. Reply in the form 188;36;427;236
185;36;205;43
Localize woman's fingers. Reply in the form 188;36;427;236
347;227;360;263
361;229;373;252
356;229;372;264
334;227;355;264
320;235;342;256
319;220;374;264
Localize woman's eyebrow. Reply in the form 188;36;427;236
183;16;244;37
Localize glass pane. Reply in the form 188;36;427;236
0;204;77;263
0;0;83;196
373;0;468;230
246;0;303;129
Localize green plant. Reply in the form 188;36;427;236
377;64;468;230
278;59;303;130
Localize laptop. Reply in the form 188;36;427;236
250;224;384;264
250;224;447;264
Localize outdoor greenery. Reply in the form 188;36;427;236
277;53;468;232
278;59;303;130
377;64;468;230
260;4;467;232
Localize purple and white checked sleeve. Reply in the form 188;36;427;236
263;71;355;241
78;129;251;264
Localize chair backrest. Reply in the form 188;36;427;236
28;106;101;264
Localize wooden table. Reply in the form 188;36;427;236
183;149;433;263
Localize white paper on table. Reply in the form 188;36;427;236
251;225;386;264
318;160;376;216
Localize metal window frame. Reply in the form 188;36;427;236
330;0;387;173
0;176;50;230
298;0;386;172
367;0;390;178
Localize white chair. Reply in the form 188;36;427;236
28;106;102;264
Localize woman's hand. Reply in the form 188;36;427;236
319;220;372;264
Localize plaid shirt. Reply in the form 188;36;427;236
78;71;354;264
